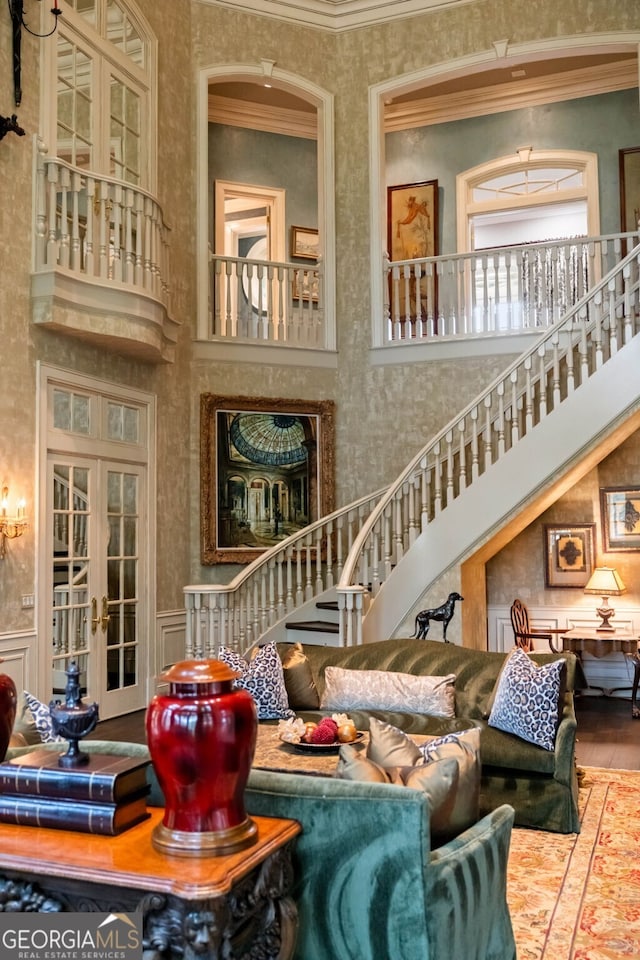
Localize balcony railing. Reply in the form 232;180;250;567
384;232;640;343
34;141;171;311
209;253;324;348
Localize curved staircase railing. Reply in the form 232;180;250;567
185;242;640;656
184;489;386;656
336;243;640;640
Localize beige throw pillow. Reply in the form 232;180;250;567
336;741;461;845
362;718;481;842
320;666;456;717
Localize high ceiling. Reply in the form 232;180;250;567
199;0;474;33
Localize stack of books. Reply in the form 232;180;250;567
0;749;151;835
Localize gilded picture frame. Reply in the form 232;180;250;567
543;523;595;588
201;394;335;564
600;486;640;552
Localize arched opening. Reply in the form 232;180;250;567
368;35;640;350
196;65;336;355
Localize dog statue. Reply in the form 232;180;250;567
410;592;464;642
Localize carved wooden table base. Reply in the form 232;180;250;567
0;809;300;960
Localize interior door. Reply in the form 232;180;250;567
48;455;147;719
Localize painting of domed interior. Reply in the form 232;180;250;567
201;395;335;563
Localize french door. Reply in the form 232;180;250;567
40;367;155;720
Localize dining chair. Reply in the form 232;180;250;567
510;598;564;653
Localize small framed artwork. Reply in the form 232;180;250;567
619;147;640;233
387;179;439;323
291;226;319;260
600;486;640;552
544;524;595;588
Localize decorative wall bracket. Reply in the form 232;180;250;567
10;0;62;107
0;114;25;140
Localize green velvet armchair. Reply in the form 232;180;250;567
245;768;516;960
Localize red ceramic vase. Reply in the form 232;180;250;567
0;668;18;761
146;659;258;857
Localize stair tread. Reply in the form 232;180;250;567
285;620;340;633
316;600;338;611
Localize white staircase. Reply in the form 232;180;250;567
185;243;640;656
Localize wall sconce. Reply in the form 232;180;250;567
584;566;626;632
0;486;28;559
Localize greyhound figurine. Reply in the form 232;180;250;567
410;592;464;642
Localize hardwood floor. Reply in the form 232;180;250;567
89;695;640;770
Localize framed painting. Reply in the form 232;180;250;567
387;179;439;325
201;394;335;564
291;226;319;260
619;147;640;234
543;523;595;588
600;486;640;552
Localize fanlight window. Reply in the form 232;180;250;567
458;151;599;332
472;166;584;202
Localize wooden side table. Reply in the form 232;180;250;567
0;809;301;959
561;627;640;718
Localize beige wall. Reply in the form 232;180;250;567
488;428;640;615
0;0;195;637
188;0;639;589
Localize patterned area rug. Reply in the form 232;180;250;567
508;767;640;959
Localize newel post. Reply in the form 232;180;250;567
336;585;367;647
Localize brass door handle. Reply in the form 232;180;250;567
100;595;110;631
91;596;100;635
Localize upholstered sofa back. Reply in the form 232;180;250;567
278;636;581;720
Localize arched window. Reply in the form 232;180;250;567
42;0;156;189
456;150;600;329
457;149;600;252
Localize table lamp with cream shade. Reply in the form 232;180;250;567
583;566;626;631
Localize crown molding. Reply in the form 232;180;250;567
385;58;638;129
208;94;318;138
208;58;637;139
195;0;475;33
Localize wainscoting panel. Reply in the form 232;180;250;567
489;605;639;699
0;630;37;693
154;609;186;691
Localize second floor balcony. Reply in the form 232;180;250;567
31;139;639;369
197;231;640;364
31;142;178;364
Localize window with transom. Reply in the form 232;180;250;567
42;0;156;189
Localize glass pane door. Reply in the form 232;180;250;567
47;455;146;718
105;466;141;698
50;458;93;699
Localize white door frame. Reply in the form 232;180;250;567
37;363;157;713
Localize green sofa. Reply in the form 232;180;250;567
277;637;581;834
4;739;516;960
